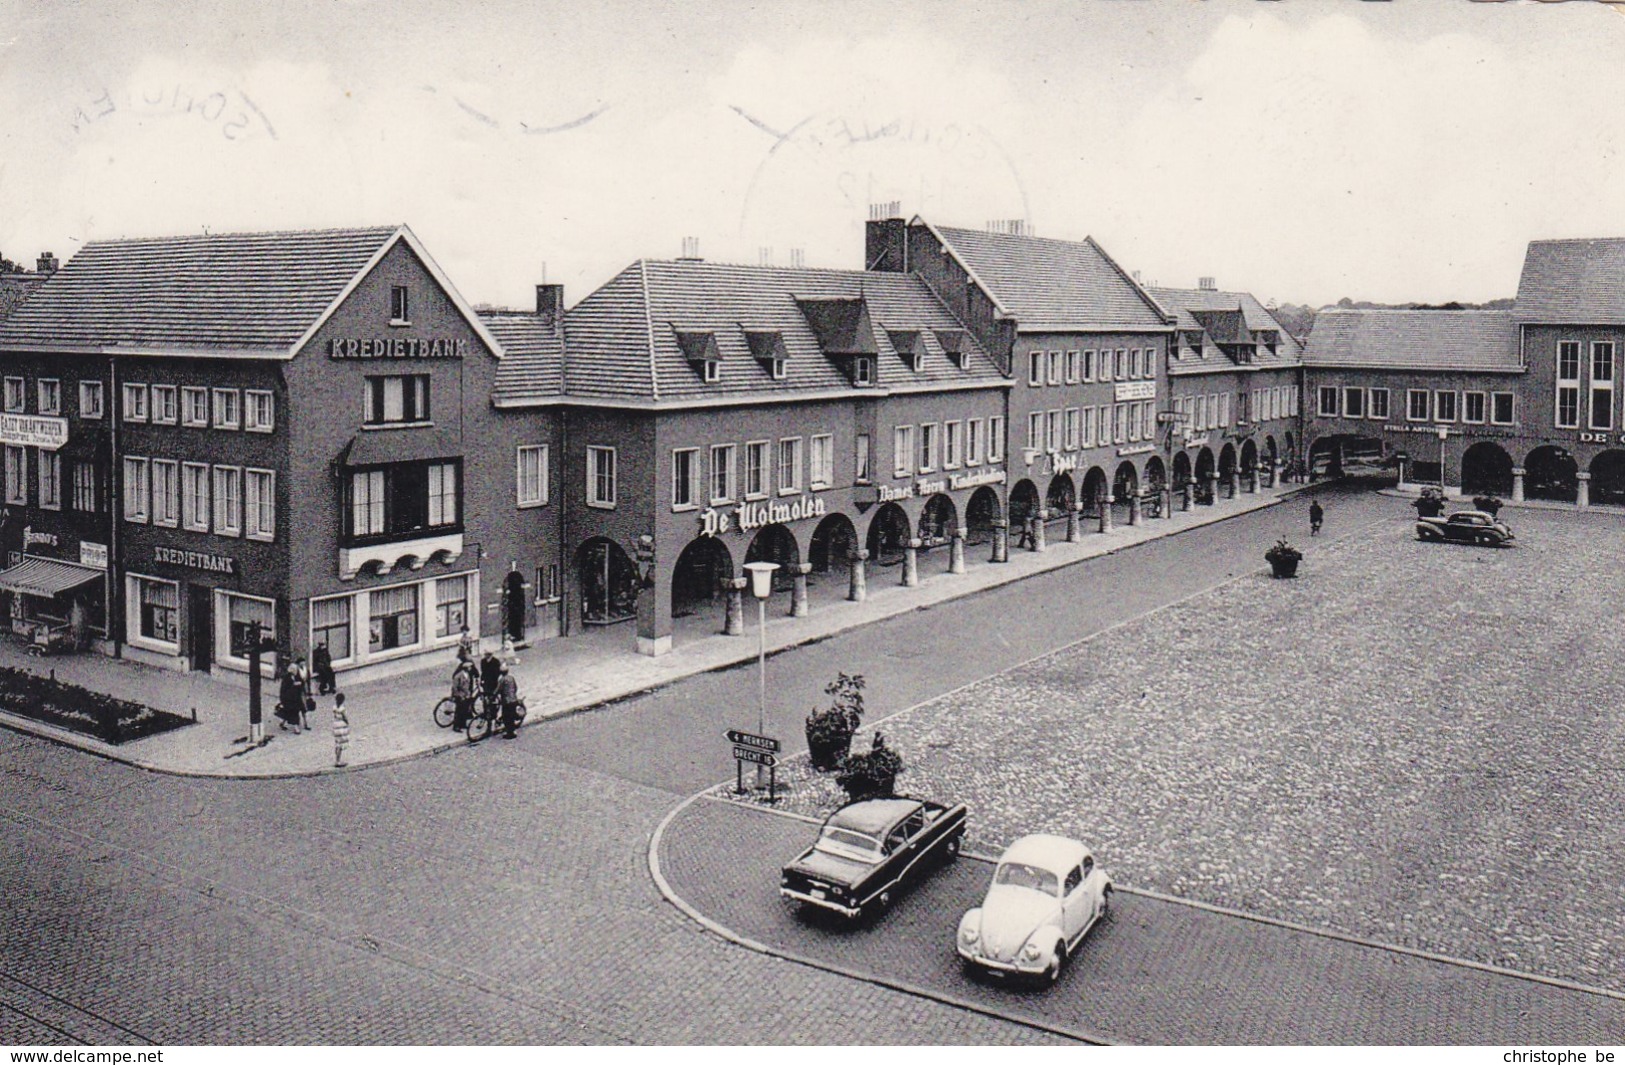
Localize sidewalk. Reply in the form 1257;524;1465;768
0;483;1307;777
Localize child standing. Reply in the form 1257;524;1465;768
332;693;351;768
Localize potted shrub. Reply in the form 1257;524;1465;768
1265;538;1303;579
805;672;865;772
836;732;905;801
1412;486;1447;518
1472;494;1503;518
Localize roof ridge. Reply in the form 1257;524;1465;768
639;259;659;402
80;224;402;248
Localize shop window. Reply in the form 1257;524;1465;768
245;468;275;541
121;456;148;522
390;285;410;325
72;462;99;513
36;450;60;510
212;389;241;430
809;435;833;489
3;377;24;413
670;448;696;510
223;593;275;665
122;383;148;423
311;595;352;662
435;575;469;638
152;460;180;527
988;417;1004;463
369;583;419;652
744;441;768;498
587;446;616;507
37;379;60;416
1491;392;1516;425
182;463;210;532
182;387;208;427
710;444;736;503
133;575;179;647
79;381;104;420
364;375;430;425
151;385;177;425
1369;388;1390;420
778;437;802;494
244;390;275;433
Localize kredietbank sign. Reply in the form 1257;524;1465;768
0;414;67;450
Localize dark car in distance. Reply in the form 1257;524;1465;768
780;796;968;921
1416;510;1515;546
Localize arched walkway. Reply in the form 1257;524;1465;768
965;487;1001;551
1525;445;1578;503
1461;442;1515;498
1144;456;1167;517
1112;462;1139;523
745;523;801;595
1081;467;1108;519
1591;450;1625;507
575;537;638;626
671;537;733;630
1194;448;1216;504
918;494;958;574
1008;479;1041;528
865;502;911;569
1240;439;1258;481
1172;451;1192;489
1045;473;1076;533
809;513;858;576
1218;443;1238;497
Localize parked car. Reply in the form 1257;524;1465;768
957;834;1112;986
1415;510;1515;546
779;796;967;921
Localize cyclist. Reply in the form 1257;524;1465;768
497;665;521;739
450;660;478;732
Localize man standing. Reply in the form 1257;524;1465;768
450;661;477;732
497;665;521;740
479;649;503;712
1310;499;1325;537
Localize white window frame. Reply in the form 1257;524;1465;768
245;467;276;542
4;445;24;505
918;423;938;473
1591;341;1615;430
943;420;962;469
893;425;914;478
182;462;210;532
1462;391;1487;424
1027;412;1043;452
126;573;180;654
213;465;243;536
78;380;105;419
244;390;276;433
587;445;617;508
1368;388;1390;421
1028;351;1043;387
36;448;60;510
1047;351;1061;386
1047;409;1062;451
1407;389;1430;422
988;416;1004;463
122;456;149;523
2;377;23;413
744;440;770;499
151;458;180;528
853;357;873;386
212;388;241;430
1342;387;1365;419
670;447;698;510
390;285;411;325
1434;390;1457;424
1064;351;1079;384
122;383;148;422
517;444;550;508
1065;407;1080;450
181;386;208;427
710;444;736;504
150;384;177;425
777;437;803;495
1491;391;1516;426
37;379;61;416
809;434;833;490
1083;350;1097;382
216;589;279;672
966;419;983;466
1319;386;1339;417
310;592;356;667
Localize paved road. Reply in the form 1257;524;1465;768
0;484;1420;1045
660;798;1625;1045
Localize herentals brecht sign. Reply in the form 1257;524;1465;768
326;337;469;359
0;414;67;450
153;546;238;575
698;496;828;537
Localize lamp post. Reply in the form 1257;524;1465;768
1437;425;1449;493
743;560;779;787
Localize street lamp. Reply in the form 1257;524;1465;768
1437;425;1449;493
743;560;779;787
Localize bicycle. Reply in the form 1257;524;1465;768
465;692;527;742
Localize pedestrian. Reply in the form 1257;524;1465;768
451;659;477;732
1309;499;1324;537
276;658;302;734
290;654;313;730
312;641;336;695
497;664;521;739
331;692;350;768
1014;513;1033;550
456;624;476;665
479;648;502;710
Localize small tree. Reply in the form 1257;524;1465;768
835;732;905;801
805;672;865;772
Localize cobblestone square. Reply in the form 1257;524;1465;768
741;505;1625;992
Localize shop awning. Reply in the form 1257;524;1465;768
0;558;103;598
340;425;462;467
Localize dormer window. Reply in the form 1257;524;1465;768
390;285;410;325
744;329;790;381
887;330;928;373
676;329;723;383
854;358;874;386
702;360;721;383
770;359;787;380
935;329;968;369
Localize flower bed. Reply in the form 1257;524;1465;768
0;666;193;744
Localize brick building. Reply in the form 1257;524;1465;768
0;226;558;682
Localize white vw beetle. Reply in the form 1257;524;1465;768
957;834;1112;986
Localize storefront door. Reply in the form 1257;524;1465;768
188;586;212;672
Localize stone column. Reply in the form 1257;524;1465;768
1511;467;1525;504
992;519;1009;563
790;562;811;617
1129;492;1144;527
1228;468;1241;498
1099;493;1114;533
848;549;868;602
1246;465;1259;494
1032;509;1048;552
1181;481;1194;511
1206;473;1219;505
1395;458;1408;491
1065;505;1080;542
949;527;967;574
724;578;746;635
1270;460;1282;489
902;538;921;586
1577;470;1591;510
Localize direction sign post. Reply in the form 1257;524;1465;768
726;729;780;802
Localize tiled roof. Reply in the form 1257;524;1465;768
927;224;1171;330
481;311;565;403
1151;286;1303;373
1514;238;1625;324
0;274;46;322
0;226;400;354
1302;309;1521;372
562;259;1005;403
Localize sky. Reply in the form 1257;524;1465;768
2;0;1623;310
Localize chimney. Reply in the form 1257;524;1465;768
535;283;564;322
789;248;805;269
678;236;701;261
1199;276;1217;291
866;205;907;274
36;252;58;276
759;246;773;267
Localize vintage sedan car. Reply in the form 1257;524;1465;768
957;834;1112;986
1416;510;1515;546
779;796;967;921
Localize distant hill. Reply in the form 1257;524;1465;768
1269;297;1515;343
